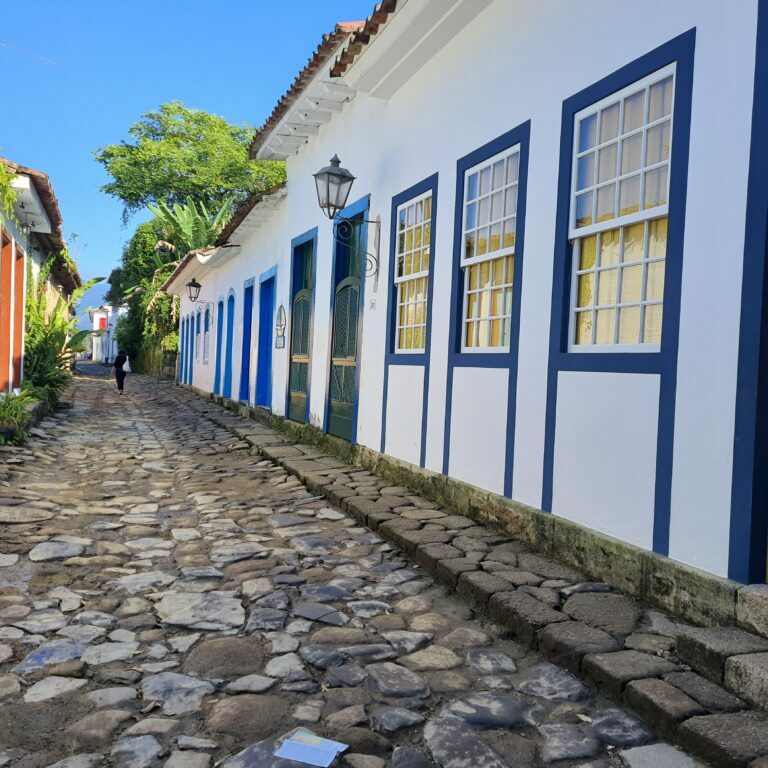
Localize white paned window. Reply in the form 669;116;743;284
569;65;674;350
395;191;432;352
461;145;520;350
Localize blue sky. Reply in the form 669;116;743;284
1;0;372;306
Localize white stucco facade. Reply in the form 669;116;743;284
167;0;767;582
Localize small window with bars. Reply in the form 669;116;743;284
394;192;432;352
569;65;674;349
461;145;520;350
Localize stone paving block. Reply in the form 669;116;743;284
724;653;768;711
516;553;583;582
620;743;707;767
664;671;746;714
624;678;705;736
563;592;641;636
411;544;463;574
582;650;680;698
538;620;621;674
487;590;569;646
397;530;456;555
678;711;768;768
676;627;768;684
366;511;397;531
456;571;513;608
434;558;478;588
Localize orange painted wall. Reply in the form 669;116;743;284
0;239;12;392
12;248;24;388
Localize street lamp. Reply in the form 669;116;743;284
312;156;380;279
313;155;356;220
186;278;202;303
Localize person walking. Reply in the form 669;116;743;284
112;350;129;395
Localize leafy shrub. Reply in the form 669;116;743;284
0;392;33;445
24;257;102;404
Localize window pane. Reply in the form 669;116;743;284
479;260;491;288
479;166;491;196
622;222;645;263
502;219;516;249
643;304;663;343
621;133;642;174
619;176;640;216
646;120;671;165
646;261;665;301
489;223;502;253
620;264;643;303
577;153;595;190
493;160;505;190
479;197;490;225
468;264;478;290
649;75;673;121
575;311;593;345
491;192;503;221
575;192;593;228
477;319;490;347
467;174;478;201
399;208;406;230
598;143;618;183
465;322;475;347
600;103;620;141
596;184;616;223
596;309;616;344
580;235;597;270
490;319;501;346
477;228;489;256
424;196;431;219
597;268;618;305
466;202;477;230
577;273;594;307
505;187;518;218
618;306;641;343
467;292;477;319
507;153;520;184
643;166;668;209
599;229;620;266
648;217;668;258
492;259;504;286
465;233;476;261
579;114;597;152
623;90;645;132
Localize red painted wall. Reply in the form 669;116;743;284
0;239;12;392
12;248;24;388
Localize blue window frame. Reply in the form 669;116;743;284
442;122;531;497
541;30;696;557
730;5;768;583
381;173;438;467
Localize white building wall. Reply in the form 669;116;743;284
176;0;759;579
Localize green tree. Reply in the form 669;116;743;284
94;101;284;221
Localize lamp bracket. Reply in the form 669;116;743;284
333;215;381;287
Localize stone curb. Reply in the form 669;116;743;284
175;383;768;767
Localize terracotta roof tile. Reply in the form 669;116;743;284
330;0;399;78
0;156;81;292
249;21;365;159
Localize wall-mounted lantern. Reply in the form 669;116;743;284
186;278;202;303
312;156;381;283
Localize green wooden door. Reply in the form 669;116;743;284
327;216;363;441
288;290;311;422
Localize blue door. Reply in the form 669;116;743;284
256;277;275;407
214;301;224;395
187;314;195;385
223;295;235;399
239;284;254;402
179;318;186;383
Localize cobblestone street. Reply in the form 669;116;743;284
0;367;706;768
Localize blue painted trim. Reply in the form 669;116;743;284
441;121;531;499
239;278;255;403
541;30;696;559
188;312;195;385
323;194;371;440
260;265;278;285
381;173;439;467
213;300;224;395
729;6;768;584
286;227;318;423
223;293;235;399
178;317;186;383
